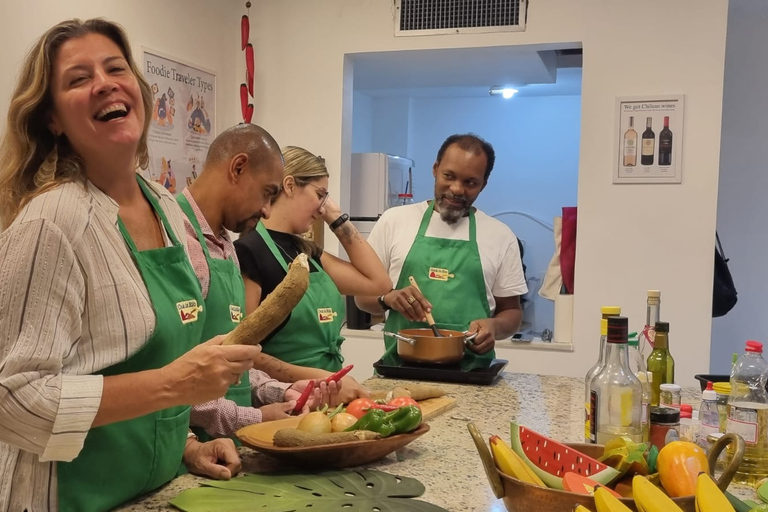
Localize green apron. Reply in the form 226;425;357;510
383;201;493;371
177;194;250;444
256;223;345;372
57;177;206;512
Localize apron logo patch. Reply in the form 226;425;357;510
317;308;337;323
229;305;242;323
428;267;455;281
177;300;202;324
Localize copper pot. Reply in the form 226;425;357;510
384;328;478;364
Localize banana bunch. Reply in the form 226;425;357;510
695;473;735;512
489;435;545;487
632;475;684;512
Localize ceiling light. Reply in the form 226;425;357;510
489;86;518;99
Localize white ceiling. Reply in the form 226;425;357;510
350;45;582;98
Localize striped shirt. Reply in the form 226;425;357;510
0;178;187;512
181;188;290;437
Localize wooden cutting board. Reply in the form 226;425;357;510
419;396;457;421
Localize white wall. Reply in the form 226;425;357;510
351;91;373;153
248;0;729;386
711;0;768;374
0;0;243;142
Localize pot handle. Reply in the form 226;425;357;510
467;422;505;499
708;432;745;492
462;331;479;346
383;331;415;346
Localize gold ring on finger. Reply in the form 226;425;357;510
406;296;416;305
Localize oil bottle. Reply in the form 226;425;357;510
727;340;768;486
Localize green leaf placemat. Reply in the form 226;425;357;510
170;469;449;511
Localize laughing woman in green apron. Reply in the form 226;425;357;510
355;134;528;371
0;19;262;512
235;147;392;390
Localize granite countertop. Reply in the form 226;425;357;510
116;374;757;511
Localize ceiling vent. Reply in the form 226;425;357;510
395;0;527;37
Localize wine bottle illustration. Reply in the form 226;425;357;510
658;116;673;166
623;116;637;167
641;117;655;166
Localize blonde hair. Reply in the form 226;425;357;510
281;146;329;258
0;18;153;229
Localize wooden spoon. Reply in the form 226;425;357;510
408;275;442;337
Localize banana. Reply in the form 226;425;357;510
594;485;632;512
695;472;735;512
632;475;684;512
573;506;592;512
489;435;545;487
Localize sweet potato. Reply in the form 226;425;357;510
273;429;381;447
370;385;446;403
224;253;310;345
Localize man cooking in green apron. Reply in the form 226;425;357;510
356;134;528;371
180;124;335;441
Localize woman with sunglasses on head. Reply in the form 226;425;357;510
235;147;391;394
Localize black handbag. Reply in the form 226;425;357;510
713;232;738;317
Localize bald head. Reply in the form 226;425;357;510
204;123;283;173
192;123;284;234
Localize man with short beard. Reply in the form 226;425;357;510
356;133;527;371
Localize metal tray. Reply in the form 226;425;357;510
373;358;507;385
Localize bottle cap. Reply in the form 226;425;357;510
680;404;693;419
654;321;669;333
660;383;681;393
601;306;621;316
397;193;413;198
647;290;661;298
606;316;628;344
600;318;608;336
702;382;717;401
651;406;680;423
746;340;764;353
713;382;731;395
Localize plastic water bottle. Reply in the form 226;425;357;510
698;382;720;448
726;340;768;486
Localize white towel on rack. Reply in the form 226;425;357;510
539;216;563;301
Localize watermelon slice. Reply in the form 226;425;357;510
509;422;620;490
563;473;622;498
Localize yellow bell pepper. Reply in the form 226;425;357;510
657;441;709;497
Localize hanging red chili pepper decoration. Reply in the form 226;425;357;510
245;43;255;97
239;2;254;124
240;15;249;51
240;84;248;121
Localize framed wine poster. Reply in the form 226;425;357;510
613;94;684;184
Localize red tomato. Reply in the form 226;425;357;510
345;398;375;419
387;397;421;410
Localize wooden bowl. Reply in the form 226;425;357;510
468;423;744;512
236;416;430;469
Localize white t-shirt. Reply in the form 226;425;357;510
367;201;528;314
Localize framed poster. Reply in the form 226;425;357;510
614;95;684;184
140;48;216;194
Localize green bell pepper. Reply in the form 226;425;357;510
344;405;422;438
345;408;396;437
385;405;422;435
